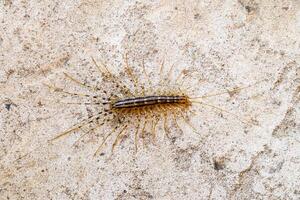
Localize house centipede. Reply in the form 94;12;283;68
45;53;261;157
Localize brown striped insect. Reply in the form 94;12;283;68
45;53;261;157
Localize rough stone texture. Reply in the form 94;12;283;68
0;0;299;199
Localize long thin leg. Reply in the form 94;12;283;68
134;111;141;153
161;105;182;136
172;111;184;134
125;68;139;94
191;88;243;99
158;105;170;139
42;99;104;108
174;105;211;143
177;104;197;116
148;119;154;144
134;121;140;154
191;100;256;125
124;53;139;94
142;60;152;88
48;112;103;142
174;69;185;84
178;111;201;136
166;63;175;83
190;80;265;100
93;125;122;156
172;104;200;135
92;57;134;96
183;83;199;93
163;113;170;139
141;118;147;147
72;121;106;147
176;70;204;89
56;102;104;106
44;83;97;99
159;59;165;85
143;107;156;143
91;56;111;77
63;72;100;92
44;83;110;107
151;117;159;142
72;131;91;147
111;124;128;154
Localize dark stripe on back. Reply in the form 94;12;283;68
112;96;186;108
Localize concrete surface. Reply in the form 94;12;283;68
0;0;299;199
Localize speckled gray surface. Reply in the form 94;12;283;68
0;1;299;199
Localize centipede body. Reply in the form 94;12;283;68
45;53;259;156
112;95;189;108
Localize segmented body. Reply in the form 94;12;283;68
46;54;259;156
112;95;189;108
